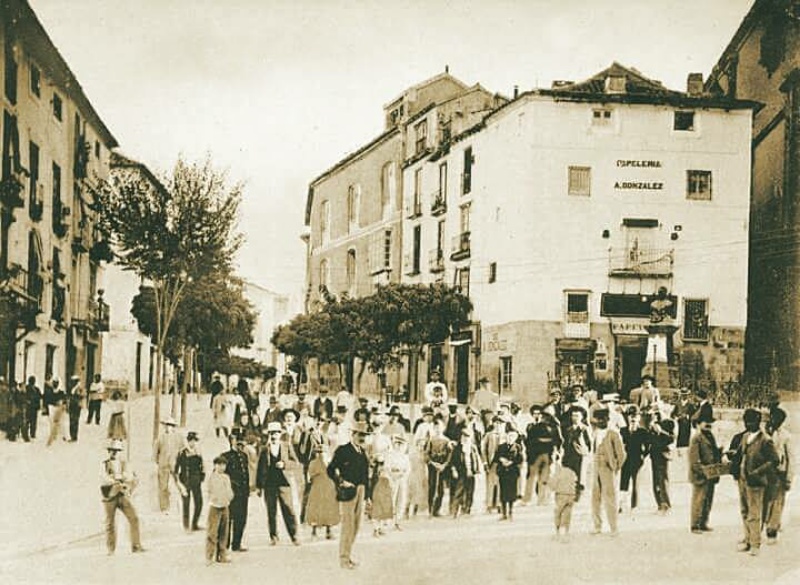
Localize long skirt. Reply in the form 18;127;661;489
305;472;339;527
108;413;127;440
370;476;394;521
407;451;429;512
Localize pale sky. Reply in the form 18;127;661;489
31;0;753;300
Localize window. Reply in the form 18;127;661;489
347;184;360;230
381;162;395;218
686;170;712;200
319;259;330;292
45;344;56;380
52;93;63;121
500;356;513;393
346;249;356;297
94;140;100;158
674;110;695;131
592;108;612;125
29;141;41;219
30;63;40;98
565;291;590;338
683;299;709;341
320;200;330;244
412;225;421;274
438;162;448;199
457;267;470;296
459;203;470;235
411;169;422;216
437;220;445;254
383;230;392;269
568;166;591;196
52;162;62;228
415;120;428;154
462;147;473;195
489;262;497;283
4;38;17;105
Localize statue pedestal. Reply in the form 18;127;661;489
642;323;678;389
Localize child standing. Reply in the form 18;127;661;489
551;458;578;542
206;455;234;565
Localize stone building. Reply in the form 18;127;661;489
706;0;800;391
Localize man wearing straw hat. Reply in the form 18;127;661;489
153;416;185;513
101;439;144;555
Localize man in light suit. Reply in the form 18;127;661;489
256;422;300;545
590;408;625;536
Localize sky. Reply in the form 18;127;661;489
30;0;754;301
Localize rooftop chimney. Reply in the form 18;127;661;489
513;85;519;98
687;73;704;96
445;64;449;74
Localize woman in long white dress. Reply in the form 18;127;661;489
384;434;411;529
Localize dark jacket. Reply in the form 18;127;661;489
649;420;675;461
175;448;205;487
449;443;482;478
525;420;560;462
313;397;334;421
327;442;370;492
26;383;42;411
256;442;298;488
223;448;250;494
742;431;779;488
620;426;651;468
493;442;524;477
688;429;722;485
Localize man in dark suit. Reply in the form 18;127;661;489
688;410;722;533
223;430;251;551
256;422;300;546
328;421;371;570
736;409;779;556
313;388;334;421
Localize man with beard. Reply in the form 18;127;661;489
688;410;722;534
223;429;251;552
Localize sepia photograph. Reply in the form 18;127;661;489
0;0;798;583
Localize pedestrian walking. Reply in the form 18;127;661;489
175;431;205;532
46;379;67;447
86;374;105;425
66;375;84;442
385;434;411;529
481;415;504;513
649;416;675;514
153;417;185;513
551;457;578;542
523;404;561;506
424;420;452;517
735;409;779;557
619;409;650;514
23;376;42;441
494;427;524;521
223;429;250;552
369;455;394;537
101;439;144;555
590;408;625;536
765;407;793;544
107;391;127;440
562;406;591;501
306;444;338;540
449;427;482;518
256;422;301;546
206;455;233;565
327;421;371;570
406;438;428;518
688;410;722;534
672;388;695;451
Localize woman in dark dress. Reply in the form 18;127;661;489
493;428;524;521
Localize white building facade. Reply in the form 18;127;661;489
402;64;756;404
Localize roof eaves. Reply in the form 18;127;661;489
707;0;770;87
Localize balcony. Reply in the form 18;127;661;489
52;200;70;239
0;264;42;329
52;284;66;324
564;312;590;339
609;247;673;278
0;173;25;209
430;191;447;216
429;249;445;273
73;295;109;333
450;231;471;261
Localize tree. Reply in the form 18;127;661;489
272;283;472;397
97;155;242;440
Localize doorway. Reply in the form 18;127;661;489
618;338;647;398
454;344;470;404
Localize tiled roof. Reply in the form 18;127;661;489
550;62;682;98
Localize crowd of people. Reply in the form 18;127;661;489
4;369;791;568
100;370;793;568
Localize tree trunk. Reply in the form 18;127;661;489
180;346;189;426
355;359;366;397
408;347;421;403
152;347;163;443
171;347;182;418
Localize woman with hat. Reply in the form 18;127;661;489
107;390;127;441
673;388;696;450
385;434;411;529
493;427;524;521
306;442;338;540
369;452;394;537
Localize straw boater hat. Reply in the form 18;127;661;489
266;422;283;434
107;439;124;451
161;416;177;426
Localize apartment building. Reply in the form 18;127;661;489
1;0;115;387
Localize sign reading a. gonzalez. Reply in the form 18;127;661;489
614;160;664;191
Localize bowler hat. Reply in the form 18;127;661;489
529;404;543;414
187;431;199;441
389;405;402;416
593;408;610;420
743;408;762;425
